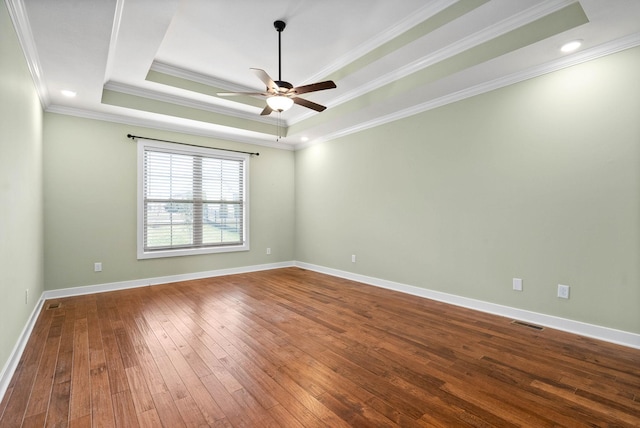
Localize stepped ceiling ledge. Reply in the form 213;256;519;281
8;0;640;150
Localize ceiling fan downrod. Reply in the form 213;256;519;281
274;20;286;83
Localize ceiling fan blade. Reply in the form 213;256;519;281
293;97;327;112
251;68;279;92
217;92;269;97
292;80;336;95
260;105;273;116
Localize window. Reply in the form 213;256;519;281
138;139;249;259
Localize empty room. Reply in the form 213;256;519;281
1;0;639;426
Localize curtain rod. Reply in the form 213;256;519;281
126;134;260;156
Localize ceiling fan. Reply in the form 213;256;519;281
218;20;336;116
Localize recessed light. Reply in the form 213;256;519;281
301;136;309;142
61;89;77;98
560;40;582;53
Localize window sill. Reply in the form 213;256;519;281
137;244;250;260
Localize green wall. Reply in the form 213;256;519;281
2;0;639;386
295;47;640;334
43;115;295;290
0;2;44;372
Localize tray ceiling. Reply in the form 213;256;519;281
9;0;640;149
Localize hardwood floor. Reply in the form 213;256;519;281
1;267;639;427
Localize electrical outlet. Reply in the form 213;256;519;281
25;289;29;305
351;254;356;263
266;248;271;255
557;284;570;299
94;262;102;272
512;278;523;291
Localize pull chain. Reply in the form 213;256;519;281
276;111;282;142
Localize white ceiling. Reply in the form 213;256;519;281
9;0;640;149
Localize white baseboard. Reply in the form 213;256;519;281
295;261;640;350
0;261;294;404
3;259;638;405
0;297;45;403
42;261;295;300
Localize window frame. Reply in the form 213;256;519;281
137;139;250;259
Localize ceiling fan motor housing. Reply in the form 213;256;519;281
275;80;293;93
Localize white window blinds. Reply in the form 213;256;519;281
138;140;249;258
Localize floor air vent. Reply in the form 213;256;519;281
46;302;61;310
511;320;544;330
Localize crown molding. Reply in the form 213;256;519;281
291;0;577;127
103;0;125;82
302;0;460;85
5;0;50;107
39;32;640;153
297;33;640;150
46;104;295;151
103;80;281;126
150;61;260;94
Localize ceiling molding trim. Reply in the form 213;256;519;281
103;80;281;126
297;34;640;150
302;0;459;84
45;104;295;151
290;0;578;127
5;0;50;107
150;61;260;93
103;0;126;83
508;31;640;82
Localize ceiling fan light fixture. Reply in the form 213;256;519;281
266;95;294;112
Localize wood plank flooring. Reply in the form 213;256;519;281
1;267;639;427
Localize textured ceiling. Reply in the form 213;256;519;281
9;0;640;149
